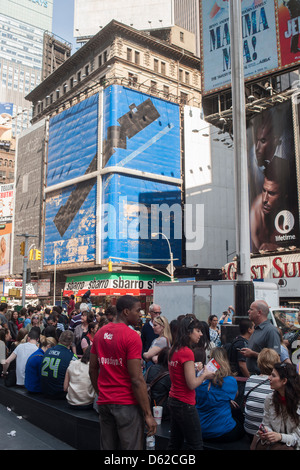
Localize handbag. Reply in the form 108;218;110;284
4;369;16;387
250;435;296;451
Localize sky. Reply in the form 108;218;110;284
52;0;78;54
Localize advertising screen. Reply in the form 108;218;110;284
277;0;300;68
200;0;300;95
200;0;278;94
0;222;12;276
0;103;13;144
247;100;300;253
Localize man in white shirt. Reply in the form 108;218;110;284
3;327;40;386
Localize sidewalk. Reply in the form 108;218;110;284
0;403;75;450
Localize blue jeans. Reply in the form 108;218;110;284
167;397;203;450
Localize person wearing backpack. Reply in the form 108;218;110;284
228;319;254;376
225;319;254;406
145;347;171;420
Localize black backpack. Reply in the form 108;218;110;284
223;337;242;372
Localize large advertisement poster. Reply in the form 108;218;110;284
0;103;13;144
0;184;13;223
200;0;279;94
0;223;12;276
277;0;300;67
200;0;300;95
0;183;13;277
247;100;300;253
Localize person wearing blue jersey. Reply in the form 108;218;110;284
25;336;57;393
41;330;77;399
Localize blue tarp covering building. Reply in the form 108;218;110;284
44;85;181;266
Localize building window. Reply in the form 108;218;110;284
180;31;184;42
103;50;108;62
85;65;89;76
185;72;190;84
161;62;166;75
56;89;60;100
128;73;138;87
150;80;157;94
63;83;68;93
154;59;159;73
98;54;102;67
180;92;188;104
179;69;183;82
163;85;169;98
77;71;81;82
135;51;140;65
127;48;132;61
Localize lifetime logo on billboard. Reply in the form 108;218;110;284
274;210;296;242
274;210;296;243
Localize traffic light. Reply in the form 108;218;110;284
20;241;25;256
35;249;41;260
108;261;112;272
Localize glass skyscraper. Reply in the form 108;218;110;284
0;0;53;135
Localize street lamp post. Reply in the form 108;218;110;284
229;0;254;317
53;250;58;306
16;233;38;307
152;232;174;282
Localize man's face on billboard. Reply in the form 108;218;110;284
255;125;276;166
261;177;282;215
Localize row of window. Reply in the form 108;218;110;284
35;49;110;114
127;47;192;84
34;42;198;115
0;158;14;168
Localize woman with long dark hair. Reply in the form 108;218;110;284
167;315;215;450
254;363;300;449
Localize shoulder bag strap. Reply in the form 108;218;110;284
243;377;269;405
149;370;170;388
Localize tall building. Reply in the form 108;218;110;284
0;0;53;136
12;20;204;306
74;0;200;56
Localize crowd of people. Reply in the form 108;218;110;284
0;296;300;451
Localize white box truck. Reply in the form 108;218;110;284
153;280;279;323
153;280;300;355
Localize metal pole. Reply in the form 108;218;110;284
22;236;29;308
17;233;37;308
229;0;254;316
151;232;175;282
53;250;57;306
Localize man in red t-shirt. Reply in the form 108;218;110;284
89;295;157;450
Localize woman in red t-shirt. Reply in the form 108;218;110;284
167;315;215;450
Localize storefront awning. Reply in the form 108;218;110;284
63;272;170;297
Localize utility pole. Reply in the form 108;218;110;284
17;233;38;307
229;0;254;317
